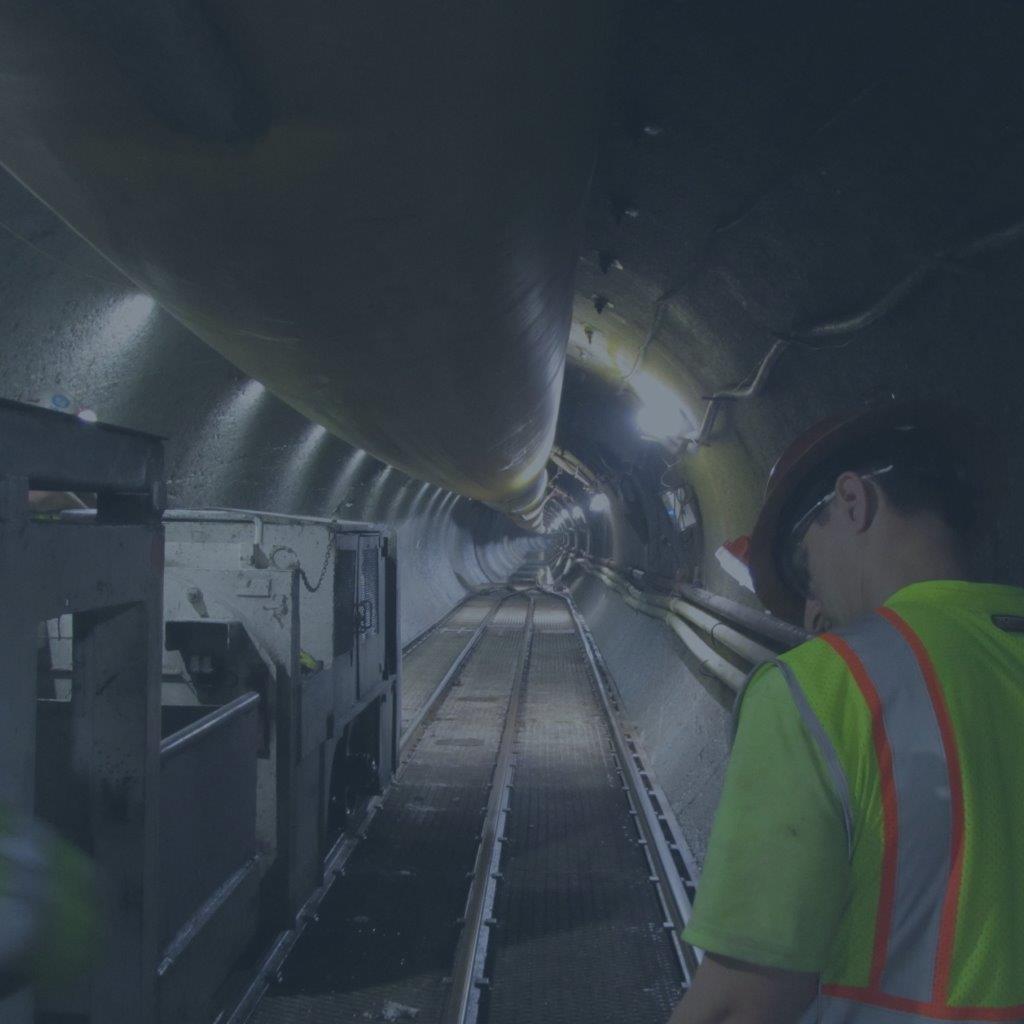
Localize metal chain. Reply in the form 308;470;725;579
299;540;334;593
270;542;333;593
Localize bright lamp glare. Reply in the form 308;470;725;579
107;293;157;348
551;509;570;530
77;408;98;423
633;373;689;440
589;492;610;513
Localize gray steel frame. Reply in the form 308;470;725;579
162;508;400;935
0;402;406;1024
0;400;165;1024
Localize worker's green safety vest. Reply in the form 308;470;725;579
763;581;1024;1021
0;809;99;993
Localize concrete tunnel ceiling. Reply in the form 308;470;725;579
2;0;1024;599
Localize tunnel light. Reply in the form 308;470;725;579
635;390;686;440
636;402;685;440
589;492;610;513
632;372;691;442
106;293;157;348
550;509;570;531
77;408;98;423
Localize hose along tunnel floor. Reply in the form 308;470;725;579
249;590;681;1024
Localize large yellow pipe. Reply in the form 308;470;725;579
0;0;616;512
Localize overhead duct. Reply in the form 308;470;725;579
0;0;614;513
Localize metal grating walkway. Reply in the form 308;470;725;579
483;613;682;1024
401;593;501;731
249;591;682;1024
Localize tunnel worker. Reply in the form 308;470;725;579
668;399;1024;1023
0;809;100;998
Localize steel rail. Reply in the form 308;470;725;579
400;592;514;750
440;596;536;1024
561;589;701;988
402;587;509;658
159;691;261;759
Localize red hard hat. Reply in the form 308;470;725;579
748;399;994;625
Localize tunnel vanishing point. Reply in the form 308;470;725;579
1;2;1023;1023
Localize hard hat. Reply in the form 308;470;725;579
749;399;995;625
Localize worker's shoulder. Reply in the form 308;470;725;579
773;633;847;681
886;580;1024;672
738;636;862;725
737;636;834;696
885;579;1024;621
738;638;836;712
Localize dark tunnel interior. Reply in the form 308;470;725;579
1;1;1023;1021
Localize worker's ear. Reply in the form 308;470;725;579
834;471;874;534
803;598;833;634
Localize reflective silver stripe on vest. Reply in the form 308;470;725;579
732;659;854;858
772;658;854;859
818;994;1024;1024
832;613;952;1003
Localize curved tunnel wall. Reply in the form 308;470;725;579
0;177;539;644
10;0;1024;876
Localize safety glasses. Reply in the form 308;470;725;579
779;464;894;599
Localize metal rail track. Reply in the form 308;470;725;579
439;589;698;1024
400;592;514;750
233;585;696;1024
401;586;510;659
439;596;535;1024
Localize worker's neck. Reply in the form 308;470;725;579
860;513;968;611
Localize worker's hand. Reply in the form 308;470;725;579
668;953;817;1024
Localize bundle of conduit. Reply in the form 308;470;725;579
574;558;808;694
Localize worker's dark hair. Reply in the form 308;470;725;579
794;426;981;538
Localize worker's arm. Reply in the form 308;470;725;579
0;813;100;997
667;953;817;1024
671;664;850;1024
